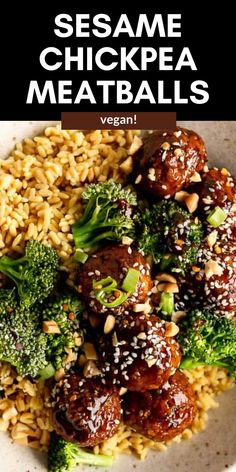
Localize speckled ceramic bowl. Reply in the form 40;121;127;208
0;121;236;472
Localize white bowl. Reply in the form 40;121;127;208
0;121;236;472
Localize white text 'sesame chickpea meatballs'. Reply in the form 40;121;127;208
79;244;153;315
132;128;207;199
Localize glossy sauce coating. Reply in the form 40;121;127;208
79;244;153;315
192;167;236;242
123;370;196;441
52;373;121;447
132;127;207;198
197;242;236;314
98;313;181;391
191;167;236;212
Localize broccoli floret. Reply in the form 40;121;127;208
42;289;84;370
0;288;48;377
178;309;236;376
137;200;203;272
0;240;59;308
72;180;137;260
48;434;113;472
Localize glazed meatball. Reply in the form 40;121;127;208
52;373;122;447
174;240;236;315
191;167;236;213
123;370;196;442
79;244;153;315
97;313;181;391
197;242;236;314
132;127;207;199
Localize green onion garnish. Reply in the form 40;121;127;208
93;276;117;294
93;268;140;309
93;276;129;308
74;250;88;264
207;206;227;228
96;290;129;308
159;292;174;315
122;268;140;293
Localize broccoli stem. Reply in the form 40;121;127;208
74;449;113;467
180;358;205;369
0;255;27;267
73;229;119;250
0;263;23;282
181;357;234;372
0;256;30;285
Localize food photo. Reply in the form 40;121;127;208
0;122;235;472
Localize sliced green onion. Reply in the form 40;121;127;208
93;276;117;293
93;268;140;309
38;363;55;380
93;276;127;307
122;268;140;293
74;250;88;264
96;290;129;308
159;292;174;315
206;206;227;228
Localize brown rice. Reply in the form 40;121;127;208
0;126;234;460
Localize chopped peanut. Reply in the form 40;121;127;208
120;156;133;175
171;311;187;323
83;342;98;361
165;322;179;337
122;236;134;245
161;142;171;150
205;260;224;279
157;282;179;293
156;273;177;283
83;360;101;378
206;230;218;249
221;167;229;176
185;193;199;213
190;171;202;182
54;368;65;381
104;315;116;334
43;320;61;334
175;190;190;202
128;135;143;155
